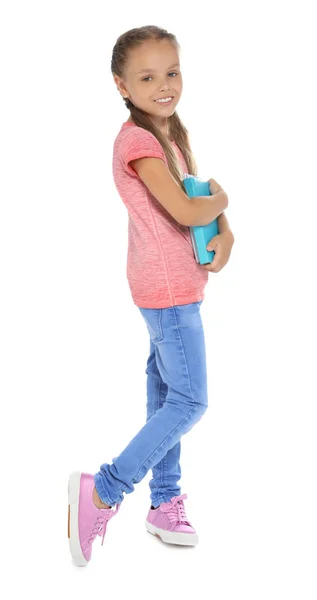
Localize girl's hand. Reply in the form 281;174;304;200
201;230;234;273
208;178;225;195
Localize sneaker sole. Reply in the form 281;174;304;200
68;471;88;567
145;520;199;546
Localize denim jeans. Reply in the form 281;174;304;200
94;300;208;508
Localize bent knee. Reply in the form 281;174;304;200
184;402;208;433
191;401;208;422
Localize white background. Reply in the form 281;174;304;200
1;1;316;598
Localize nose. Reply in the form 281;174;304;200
159;85;170;93
158;77;172;92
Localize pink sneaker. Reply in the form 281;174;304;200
68;471;120;566
145;494;199;546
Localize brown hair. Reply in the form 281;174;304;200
111;25;198;193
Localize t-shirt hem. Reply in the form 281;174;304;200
134;291;205;309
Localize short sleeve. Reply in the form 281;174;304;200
120;126;168;177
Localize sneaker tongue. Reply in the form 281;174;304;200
161;498;190;525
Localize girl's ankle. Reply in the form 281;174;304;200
93;486;111;509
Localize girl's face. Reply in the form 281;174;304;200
115;39;183;132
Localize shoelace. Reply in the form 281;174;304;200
87;503;120;546
160;494;191;525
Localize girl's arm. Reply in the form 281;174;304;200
129;156;228;226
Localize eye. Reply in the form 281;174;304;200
142;71;179;82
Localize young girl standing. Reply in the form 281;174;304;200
68;25;234;567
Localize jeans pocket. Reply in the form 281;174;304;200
138;308;164;343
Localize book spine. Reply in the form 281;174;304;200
194;226;209;264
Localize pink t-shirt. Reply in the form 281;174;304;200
112;121;208;308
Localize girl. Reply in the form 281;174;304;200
68;25;234;567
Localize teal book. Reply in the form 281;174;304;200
183;175;219;264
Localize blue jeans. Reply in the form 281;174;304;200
94;300;208;508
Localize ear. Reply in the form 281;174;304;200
113;75;129;99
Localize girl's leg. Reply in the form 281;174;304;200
94;301;208;507
145;338;181;508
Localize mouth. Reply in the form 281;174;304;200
154;96;175;105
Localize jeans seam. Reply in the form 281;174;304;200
172;306;198;405
157;375;164;493
156;309;163;342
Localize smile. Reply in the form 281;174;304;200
154;97;174;105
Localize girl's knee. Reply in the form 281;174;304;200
189;401;208;426
195;401;208;418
